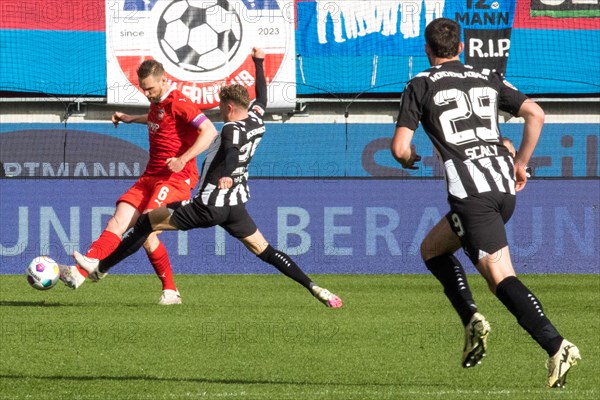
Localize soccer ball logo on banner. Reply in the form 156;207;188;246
108;0;293;109
158;0;242;73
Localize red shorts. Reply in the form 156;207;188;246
118;175;197;213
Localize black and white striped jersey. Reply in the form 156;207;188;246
396;60;528;199
197;58;267;207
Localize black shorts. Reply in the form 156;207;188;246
168;199;258;239
446;192;516;265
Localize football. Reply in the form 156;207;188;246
157;0;242;72
26;256;60;290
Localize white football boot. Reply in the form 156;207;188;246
73;251;107;282
462;312;491;368
547;339;581;388
58;264;86;289
158;289;182;305
311;285;343;308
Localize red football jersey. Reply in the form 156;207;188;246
143;88;207;180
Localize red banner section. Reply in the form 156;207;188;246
0;0;105;31
116;54;285;109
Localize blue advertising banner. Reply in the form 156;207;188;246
1;123;598;178
1;179;598;274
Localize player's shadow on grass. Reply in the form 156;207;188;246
0;300;178;308
0;373;443;388
0;300;69;307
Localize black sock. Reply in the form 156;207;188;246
98;215;153;273
425;254;478;326
496;276;563;356
257;245;313;290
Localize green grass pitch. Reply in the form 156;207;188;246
1;274;598;399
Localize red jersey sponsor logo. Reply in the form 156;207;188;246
143;89;201;179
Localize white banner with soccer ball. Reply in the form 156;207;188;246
106;0;296;110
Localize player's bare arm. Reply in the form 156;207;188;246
112;111;148;127
514;100;544;191
391;126;421;170
166;118;218;173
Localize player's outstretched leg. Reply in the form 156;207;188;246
256;244;343;308
547;339;581;388
462;312;491;368
71;213;155;281
59;231;122;289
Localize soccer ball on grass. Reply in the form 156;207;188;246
26;256;60;290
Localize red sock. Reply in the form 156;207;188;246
76;231;121;277
148;242;176;291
